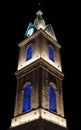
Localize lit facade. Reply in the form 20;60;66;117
9;10;69;130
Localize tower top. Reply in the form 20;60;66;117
24;9;57;41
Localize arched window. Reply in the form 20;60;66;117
26;44;33;61
23;84;32;112
48;45;54;61
49;84;56;112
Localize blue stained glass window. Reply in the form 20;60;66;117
23;84;32;112
26;44;33;61
48;45;54;61
49;84;56;112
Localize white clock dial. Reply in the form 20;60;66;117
27;28;34;37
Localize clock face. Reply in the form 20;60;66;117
24;22;36;38
27;28;34;37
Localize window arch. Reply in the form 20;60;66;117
23;83;32;112
48;45;54;61
48;83;56;112
26;44;33;61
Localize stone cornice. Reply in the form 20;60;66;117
15;58;64;80
18;29;61;48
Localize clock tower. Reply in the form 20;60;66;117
8;10;69;130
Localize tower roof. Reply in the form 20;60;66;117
34;10;57;41
34;10;46;30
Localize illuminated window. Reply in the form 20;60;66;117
49;84;56;112
23;84;32;112
26;44;33;61
48;45;54;61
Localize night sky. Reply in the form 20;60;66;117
0;1;80;130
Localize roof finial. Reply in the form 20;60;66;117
36;10;43;16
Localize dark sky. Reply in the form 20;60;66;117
0;1;80;130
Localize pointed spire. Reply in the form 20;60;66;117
34;10;46;30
